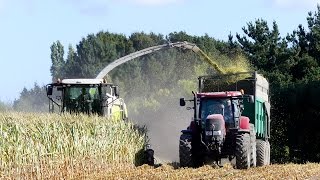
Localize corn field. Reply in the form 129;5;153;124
0;112;145;178
0;112;320;179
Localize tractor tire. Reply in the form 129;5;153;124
235;133;251;169
266;141;271;165
256;139;267;166
250;124;257;167
179;133;193;167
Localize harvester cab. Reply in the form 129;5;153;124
179;72;270;169
46;78;128;120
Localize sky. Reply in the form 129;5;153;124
0;0;319;102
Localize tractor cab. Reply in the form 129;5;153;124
180;91;250;132
46;78;127;120
197;91;243;129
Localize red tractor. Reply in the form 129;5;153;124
179;72;270;169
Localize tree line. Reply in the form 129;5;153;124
10;5;320;163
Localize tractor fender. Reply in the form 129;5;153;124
181;129;193;134
189;121;197;131
182;121;197;134
181;121;200;135
239;116;250;131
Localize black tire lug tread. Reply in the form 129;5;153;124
179;134;193;167
236;133;250;169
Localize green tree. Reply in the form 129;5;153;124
13;83;47;112
306;6;320;63
167;31;194;43
76;33;118;78
50;41;65;80
286;6;320;81
236;20;292;74
64;45;78;78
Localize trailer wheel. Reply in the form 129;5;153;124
250;124;257;167
256;139;267;166
266;141;270;165
235;133;251;169
179;133;193;167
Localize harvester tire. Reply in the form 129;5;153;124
266;141;270;165
235;133;251;169
250;124;257;167
256;139;267;166
179;133;193;167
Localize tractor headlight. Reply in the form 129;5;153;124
205;130;222;136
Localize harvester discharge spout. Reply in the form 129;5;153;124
95;41;224;79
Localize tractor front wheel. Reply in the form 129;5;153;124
235;133;251;169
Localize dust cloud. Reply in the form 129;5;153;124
131;98;192;163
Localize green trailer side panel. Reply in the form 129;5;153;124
242;100;255;125
242;97;267;139
255;97;266;138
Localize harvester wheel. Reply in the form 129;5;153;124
179;133;193;167
250;124;257;167
235;133;251;169
256;139;267;166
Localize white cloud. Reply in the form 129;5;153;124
270;0;320;9
131;0;183;6
115;0;183;6
64;0;109;16
63;0;183;16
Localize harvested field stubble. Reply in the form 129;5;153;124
7;160;320;179
95;163;320;180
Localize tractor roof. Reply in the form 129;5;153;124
61;79;104;85
197;91;242;98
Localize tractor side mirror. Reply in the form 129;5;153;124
47;86;53;96
248;95;254;103
180;98;186;106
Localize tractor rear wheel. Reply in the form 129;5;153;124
250;124;257;167
179;133;193;167
256;139;267;166
235;133;251;169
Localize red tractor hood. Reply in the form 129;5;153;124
206;114;224;120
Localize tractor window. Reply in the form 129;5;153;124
200;98;234;123
65;87;82;100
232;100;240;118
64;86;100;114
65;87;100;100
